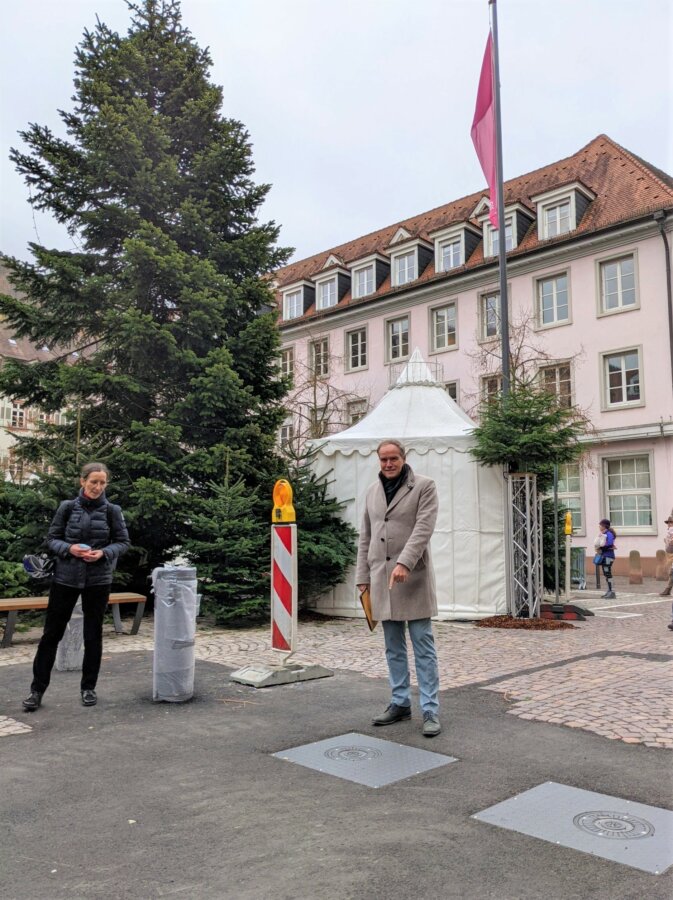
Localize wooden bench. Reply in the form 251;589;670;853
0;592;147;648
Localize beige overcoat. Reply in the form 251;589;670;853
355;466;438;621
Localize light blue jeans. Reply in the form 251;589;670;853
381;618;439;716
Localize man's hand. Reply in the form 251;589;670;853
357;584;369;594
388;563;410;589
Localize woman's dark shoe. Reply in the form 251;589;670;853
22;691;43;712
81;689;97;707
372;703;411;725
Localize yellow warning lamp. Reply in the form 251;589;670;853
564;510;573;535
272;479;296;523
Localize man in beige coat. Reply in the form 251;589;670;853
356;440;441;737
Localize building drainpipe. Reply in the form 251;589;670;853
653;210;673;395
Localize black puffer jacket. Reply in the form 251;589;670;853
47;491;131;589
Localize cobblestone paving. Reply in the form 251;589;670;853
0;715;32;736
2;593;671;748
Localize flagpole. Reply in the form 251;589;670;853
489;0;510;396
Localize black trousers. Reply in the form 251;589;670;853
31;582;111;693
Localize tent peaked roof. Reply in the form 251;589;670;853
315;350;476;457
394;347;442;387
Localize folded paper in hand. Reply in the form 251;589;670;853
359;587;377;632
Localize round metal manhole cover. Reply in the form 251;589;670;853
324;746;382;762
573;811;655;839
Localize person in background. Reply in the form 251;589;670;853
659;512;673;631
22;462;130;711
597;518;617;600
355;440;441;737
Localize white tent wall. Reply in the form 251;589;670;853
307;350;508;621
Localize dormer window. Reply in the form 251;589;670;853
348;253;389;299
394;251;416;285
353;265;374;298
440;238;462;270
531;182;595;240
283;289;303;320
313;261;350;312
317;278;337;310
486;218;513;257
543;200;570;237
474;199;535;258
387;233;433;288
281;280;315;321
430;224;481;273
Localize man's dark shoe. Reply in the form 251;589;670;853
81;689;97;707
667;623;673;631
372;703;411;726
22;691;43;712
422;712;441;737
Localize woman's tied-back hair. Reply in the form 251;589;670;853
80;461;110;480
376;439;406;458
600;517;617;538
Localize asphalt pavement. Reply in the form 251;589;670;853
1;649;671;900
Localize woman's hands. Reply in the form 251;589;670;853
69;545;104;562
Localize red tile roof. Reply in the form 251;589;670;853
275;135;673;322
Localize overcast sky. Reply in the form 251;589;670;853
1;0;671;267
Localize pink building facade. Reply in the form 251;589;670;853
275;136;673;574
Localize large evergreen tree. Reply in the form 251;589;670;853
0;0;292;595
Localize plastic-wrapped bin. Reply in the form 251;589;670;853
56;598;84;671
570;546;587;590
152;567;199;702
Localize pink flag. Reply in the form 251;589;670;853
471;33;498;229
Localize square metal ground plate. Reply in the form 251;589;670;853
273;731;457;788
473;782;673;874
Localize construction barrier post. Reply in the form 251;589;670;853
270;479;297;660
229;479;333;688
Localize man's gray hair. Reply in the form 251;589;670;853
376;439;406;458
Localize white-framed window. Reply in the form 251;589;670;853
279;419;294;450
393;251;416;286
353;265;374;299
283;289;302;320
439;238;462;272
431;303;457;351
10;405;25;429
602;348;642;408
317;278;337;311
480;292;500;340
482;374;502;403
537;273;569;326
486;219;513;257
280;347;294;380
540;363;572;408
599;255;636;313
347;399;367;425
542;201;571;238
603;455;653;530
557;462;583;534
386;316;409;362
444;381;459;402
346;328;367;371
309;338;329;378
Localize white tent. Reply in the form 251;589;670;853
309;349;507;620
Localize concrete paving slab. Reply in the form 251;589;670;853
473;782;673;874
273;731;456;788
1;651;672;899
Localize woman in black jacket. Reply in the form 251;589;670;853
22;462;130;711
